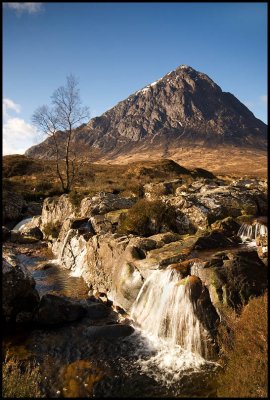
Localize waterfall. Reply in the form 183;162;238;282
238;222;268;242
12;218;33;232
130;268;207;357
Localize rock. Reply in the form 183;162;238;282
2;226;11;242
2;253;40;323
20;225;43;240
41;195;76;228
112;261;144;312
80;192;135;217
81;301;110;319
84;324;134;341
168;180;267;230
35;294;86;325
184;275;203;302
210;216;240;237
90;215;113;234
256;234;268;259
190;250;268;309
193;230;235;250
3;191;26;224
10;231;40;244
143;180;182;200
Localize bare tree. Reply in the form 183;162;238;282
32;75;90;193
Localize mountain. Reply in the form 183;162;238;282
25;65;267;161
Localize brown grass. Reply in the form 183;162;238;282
216;292;268;398
2;353;42;398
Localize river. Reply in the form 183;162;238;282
3;245;220;397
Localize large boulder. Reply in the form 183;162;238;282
41;195;76;228
35;294;86;325
3;191;26;225
190;250;268;309
2;253;40;323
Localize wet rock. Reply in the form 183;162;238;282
2;253;40;323
112;261;144;312
185;275;203;302
35;294;86;325
84;323;134;341
81;302;111;319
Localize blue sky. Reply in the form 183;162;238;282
3;2;267;155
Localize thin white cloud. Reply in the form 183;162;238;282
260;95;267;105
3;117;40;155
3;98;42;155
4;3;43;14
3;98;21;118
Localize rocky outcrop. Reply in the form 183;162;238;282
167;178;267;230
2;252;40;323
26;65;267;161
190;250;268;309
80;192;136;217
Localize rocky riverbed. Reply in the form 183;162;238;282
2;175;268;397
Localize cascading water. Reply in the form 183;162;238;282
131;268;208;357
238;221;268;246
12;217;33;232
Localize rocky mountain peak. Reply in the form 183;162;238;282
25;64;267;160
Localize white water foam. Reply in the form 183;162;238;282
238;222;268;247
12;217;33;232
130;268;208;357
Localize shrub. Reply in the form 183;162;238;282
2;355;41;398
216;292;268;397
3;155;42;178
35;180;53;193
68;190;85;208
42;221;62;238
117;198;178;236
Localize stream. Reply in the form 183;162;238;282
4;217;267;398
3;245;220;398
